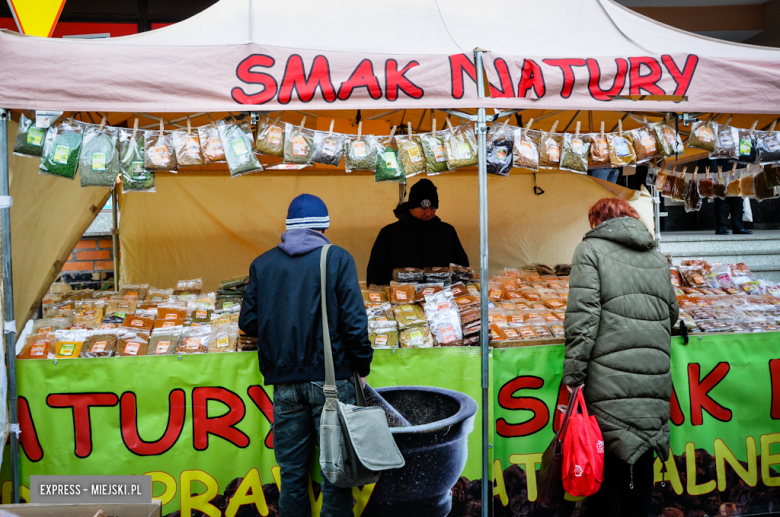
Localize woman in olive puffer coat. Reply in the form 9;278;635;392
563;198;679;517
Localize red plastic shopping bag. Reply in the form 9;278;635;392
562;389;604;497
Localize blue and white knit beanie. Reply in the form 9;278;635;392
286;194;330;230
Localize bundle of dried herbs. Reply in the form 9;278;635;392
144;122;178;171
443;121;478;170
560;125;589;173
486;120;514;176
198;123;225;164
420;120;449;174
608;122;635;166
79;123;121;187
81;333;118;358
652;122;679;158
217;118;263;177
513;126;539;171
538;122;562;169
711;126;739;160
14;113;47;157
589;128;609;166
39;119;84;179
119;127;155;193
687;120;717;152
283;121;314;164
255;114;285;157
311;127;345;167
757;125;780;164
172;123;205;167
396;136;425;178
374;132;405;183
631;126;657;163
344;123;378;172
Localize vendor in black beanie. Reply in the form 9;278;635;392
366;178;469;286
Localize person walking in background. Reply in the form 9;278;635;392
239;193;373;517
562;197;679;517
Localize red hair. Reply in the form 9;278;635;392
588;197;640;228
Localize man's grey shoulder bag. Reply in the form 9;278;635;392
318;245;405;488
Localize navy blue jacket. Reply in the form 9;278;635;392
239;240;372;385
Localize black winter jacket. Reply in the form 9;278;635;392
366;204;469;286
239;241;372;385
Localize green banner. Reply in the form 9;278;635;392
5;348;483;517
491;334;780;517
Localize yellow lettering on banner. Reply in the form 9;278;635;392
225;468;269;517
7;0;66;37
509;453;543;502
308;473;323;516
653;448;684;495
180;470;220;517
1;481;10;504
146;471;177;506
352;483;376;517
271;466;281;491
685;442;716;496
20;486;29;504
493;459;509;506
760;432;780;487
715;438;757;491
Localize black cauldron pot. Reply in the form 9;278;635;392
362;385;478;517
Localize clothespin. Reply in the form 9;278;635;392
432;118;437;133
770;120;778;133
357;120;363;141
98;114;107;132
388;125;397;142
299;116;307;132
132;118;139;139
549;120;559;135
725;115;733;126
750;119;758;135
705;166;710;179
523;118;534;138
643;115;649;127
693;166;699;179
187;117;192;135
328;119;334;136
407;122;413;137
159;118;164;135
600;121;605;137
618;119;624;137
575;121;581;138
207;114;218;130
446;117;455;132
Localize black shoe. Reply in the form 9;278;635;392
715;230;731;235
733;229;753;234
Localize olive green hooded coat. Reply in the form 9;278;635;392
563;217;679;464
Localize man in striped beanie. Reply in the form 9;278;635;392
239;193;372;517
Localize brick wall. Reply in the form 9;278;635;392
52;237;117;293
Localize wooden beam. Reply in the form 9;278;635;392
632;5;764;32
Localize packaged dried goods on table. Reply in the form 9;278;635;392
172;123;205;167
17;334;56;360
176;326;211;354
424;291;463;347
32;316;71;335
283;120;314;165
148;330;182;355
414;283;443;303
218;117;263;177
396;126;426;177
81;331;118;358
369;321;399;349
375;131;405;183
363;289;389;304
485;119;514;176
560;129;589;173
513;127;539;171
393;268;424;283
255;114;285;157
443;120;478;170
344;125;378;172
198;122;226;164
550;323;565;338
54;330;88;359
711;126;739;160
119;284;149;299
14;113;47;157
209;323;239;353
420;122;449;175
389;282;416;305
39;119;84;179
489;324;508;342
119;126;155;193
686;120;717;152
423;267;451;284
538;123;562;169
116;330;150;357
144;122;177;171
400;326;433;348
311;128;345;167
393;303;427;329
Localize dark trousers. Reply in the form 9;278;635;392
584;450;655;517
714;196;746;232
273;378;356;517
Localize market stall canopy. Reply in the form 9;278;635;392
1;0;780;113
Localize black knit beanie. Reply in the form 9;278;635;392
407;179;439;209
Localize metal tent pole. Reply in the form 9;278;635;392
112;188;119;289
473;49;491;517
0;109;20;503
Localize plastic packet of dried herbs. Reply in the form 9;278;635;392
39;119;84;180
395;134;426;177
217;118;263;177
486;120;514;176
538;131;563;169
684;174;702;213
608;133;636;167
588;132;610;166
119;129;155;193
81;332;118;358
686;121;717;152
736;129;757;164
560;132;590;174
198;123;225;164
344;135;378;172
374;136;406;183
148;330;182;355
311;130;345;167
172;128;205;167
652;122;679;158
630;127;657;163
144;126;178;171
255;115;285;157
14;113;47;157
757;130;780;164
512;128;539;171
283;122;314;164
710;126;739;160
443;122;478;170
79;124;121;188
420;130;449;175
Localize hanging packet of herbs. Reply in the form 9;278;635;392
589;132;610;166
560;132;590;173
686;120;717;152
375;135;406;183
255;115;285;157
395;133;426;177
311;130;345;167
217;118;263;177
283;122;314;165
198;123;225;164
344;134;379;172
420;130;449;175
14;113;47;158
710;126;739;160
39;119;85;180
119;129;155;193
144;125;178;171
630;127;657;163
736;128;757;164
538;129;563;169
607;133;636;167
79;124;121;187
486;120;514;176
513;128;539;171
757;128;780;165
442;122;478;170
172;128;205;167
684;173;703;213
652;122;679;158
